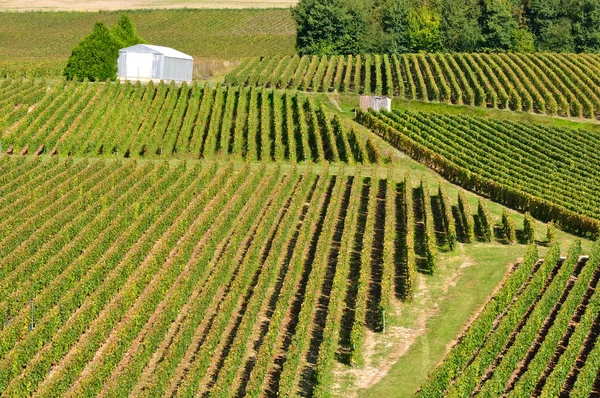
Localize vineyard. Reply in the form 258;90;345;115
0;79;379;163
418;241;600;397
0;9;295;78
0;156;490;396
227;53;600;118
356;108;600;237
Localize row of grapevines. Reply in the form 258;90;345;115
415;244;540;396
420;178;437;274
0;80;373;164
228;53;600;118
438;183;457;249
445;244;562;396
357;108;600;237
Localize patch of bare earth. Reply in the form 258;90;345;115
0;0;297;11
332;257;476;397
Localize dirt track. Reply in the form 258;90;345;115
0;0;297;11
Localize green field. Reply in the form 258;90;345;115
2;5;600;397
0;9;295;78
227;53;600;119
0;79;378;162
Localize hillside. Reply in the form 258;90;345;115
417;241;600;397
2;3;600;396
0;9;295;78
0;79;380;162
357;108;600;237
227;53;600;119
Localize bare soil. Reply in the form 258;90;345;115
333;256;476;397
0;0;297;11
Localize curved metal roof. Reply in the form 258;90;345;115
119;44;193;60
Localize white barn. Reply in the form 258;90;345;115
117;44;193;84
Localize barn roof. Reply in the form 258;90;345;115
119;44;193;60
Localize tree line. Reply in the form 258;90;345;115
292;0;600;55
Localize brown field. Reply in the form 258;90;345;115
0;0;297;11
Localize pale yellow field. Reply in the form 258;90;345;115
0;0;297;11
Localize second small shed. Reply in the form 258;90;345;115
118;44;193;84
359;96;392;112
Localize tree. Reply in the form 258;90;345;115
479;0;518;50
63;22;121;82
381;0;413;53
575;0;600;52
512;27;536;51
436;0;483;51
406;4;444;51
537;18;575;51
112;15;145;47
526;0;575;51
292;0;354;55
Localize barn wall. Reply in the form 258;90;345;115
118;52;153;80
163;57;193;83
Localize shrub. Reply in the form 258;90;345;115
64;22;121;82
547;221;556;243
524;212;536;244
502;209;516;244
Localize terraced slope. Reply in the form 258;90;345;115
417;241;600;397
357;109;600;237
0;80;378;163
227;53;600;119
0;157;464;397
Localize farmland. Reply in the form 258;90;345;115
357;108;600;237
0;0;297;11
228;53;600;118
0;156;471;396
0;79;379;162
417;241;600;397
3;3;600;396
0;9;295;78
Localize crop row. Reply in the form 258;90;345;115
418;240;600;397
0;79;378;163
227;53;600;118
0;156;479;397
357;108;600;237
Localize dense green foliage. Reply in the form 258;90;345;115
228;52;600;119
112;15;145;47
418;241;600;397
0;79;376;163
63;22;122;81
524;212;536;243
357;108;600;237
292;0;600;54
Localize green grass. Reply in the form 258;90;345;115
0;8;296;77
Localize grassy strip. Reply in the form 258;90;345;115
415;244;539;397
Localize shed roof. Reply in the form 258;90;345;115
119;44;193;60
